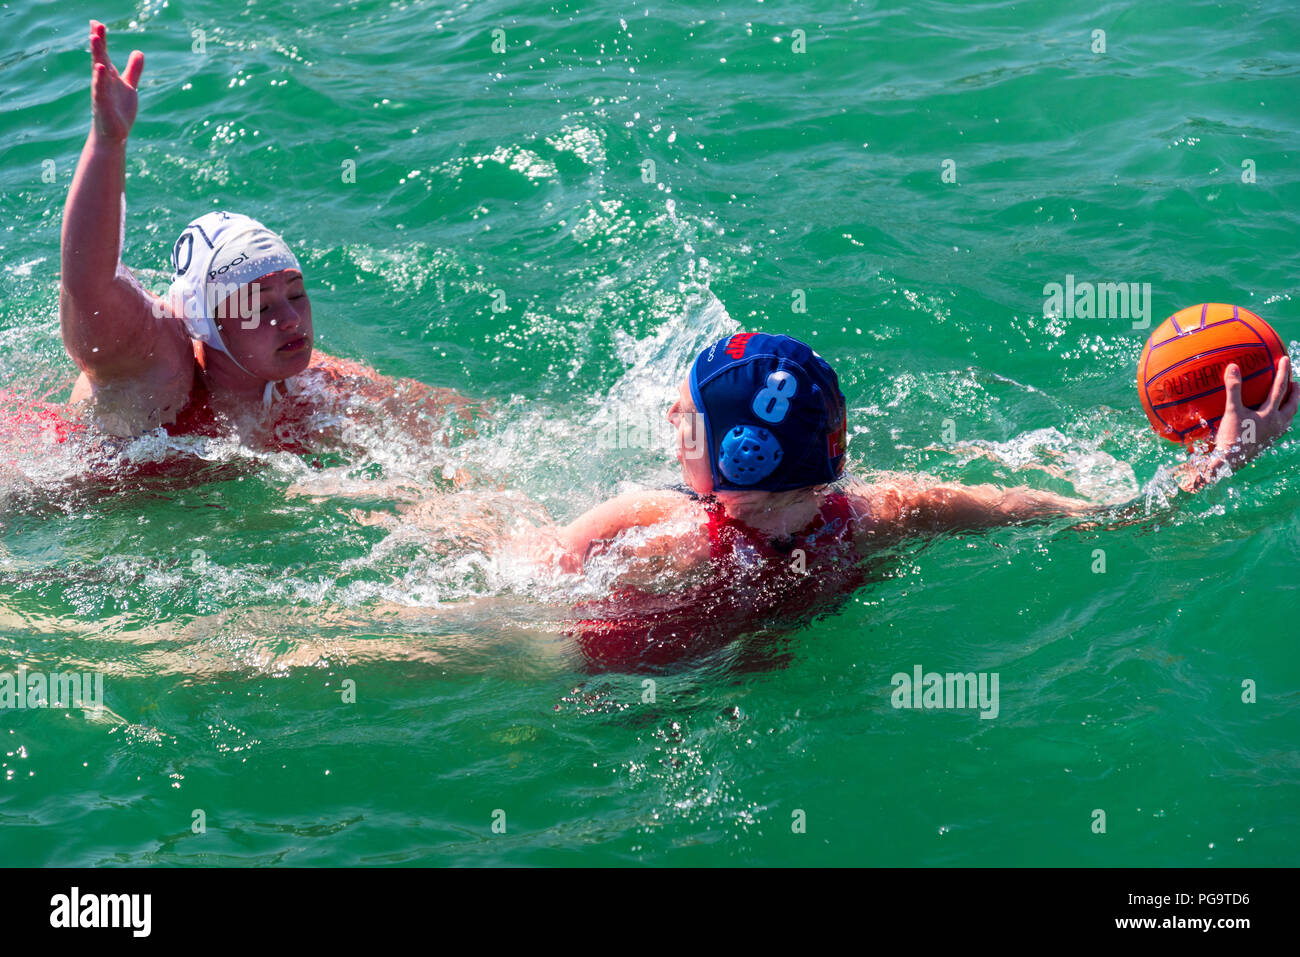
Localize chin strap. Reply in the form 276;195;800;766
262;377;300;411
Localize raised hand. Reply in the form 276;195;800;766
1214;356;1297;461
88;20;144;144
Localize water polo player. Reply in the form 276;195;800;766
58;22;475;448
515;331;1291;666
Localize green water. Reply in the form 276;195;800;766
2;0;1298;866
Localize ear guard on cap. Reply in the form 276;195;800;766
718;424;784;485
168;279;222;353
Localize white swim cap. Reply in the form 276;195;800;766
166;211;301;364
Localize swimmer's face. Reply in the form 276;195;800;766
213;269;313;380
668;378;712;495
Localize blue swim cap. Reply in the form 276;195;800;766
689;333;848;492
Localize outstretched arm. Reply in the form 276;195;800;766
60;21;189;384
854;476;1095;538
854;357;1296;540
295;350;489;448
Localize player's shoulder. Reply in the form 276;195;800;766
607;486;704;524
69;341;200;436
838;474;926;538
564;486;702;544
